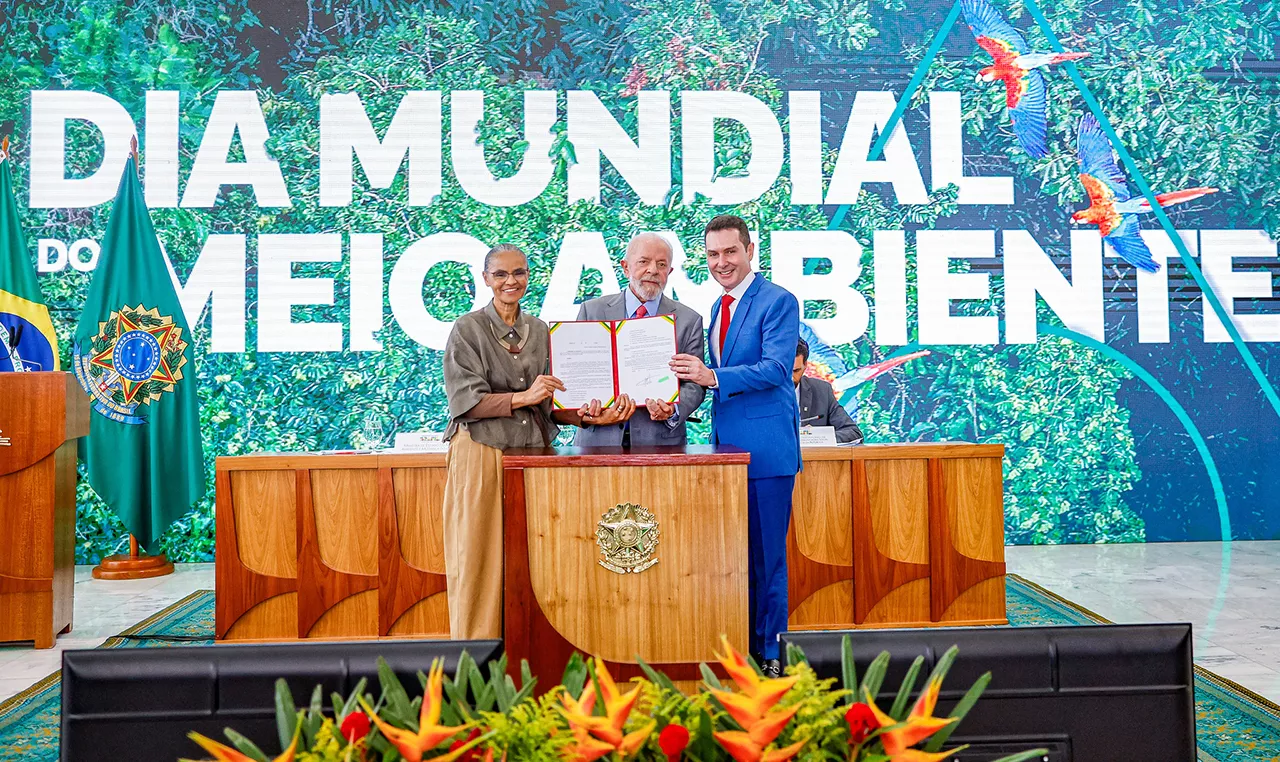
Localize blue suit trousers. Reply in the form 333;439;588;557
748;474;795;660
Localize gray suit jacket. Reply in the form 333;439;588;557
799;376;863;444
572;291;706;446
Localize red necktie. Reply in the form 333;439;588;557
718;294;734;357
633;304;648;318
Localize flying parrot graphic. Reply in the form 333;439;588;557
959;0;1089;159
1072;113;1218;272
798;323;930;402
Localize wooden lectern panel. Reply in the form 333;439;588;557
503;446;750;684
228;470;297;578
520;464;748;665
0;373;88;649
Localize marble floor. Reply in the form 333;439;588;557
0;542;1277;706
0;564;213;703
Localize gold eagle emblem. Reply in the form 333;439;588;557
595;502;660;574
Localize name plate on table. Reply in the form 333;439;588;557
798;426;838;448
392;431;448;453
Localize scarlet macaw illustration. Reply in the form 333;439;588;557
960;0;1088;158
799;324;929;398
1072;113;1218;272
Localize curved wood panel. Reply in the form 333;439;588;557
865;459;929;565
224;592;298;641
863;577;930;625
379;467;448;636
928;459;1005;621
521;465;748;664
310;469;378;576
297;470;378;637
216;469;298;639
387;591;449;637
788;581;854;630
791;460;852;565
230;470;297;578
938;575;1006;625
306;589;378;639
943;458;1004;563
392;468;447;573
853;460;930;623
0;372;78;477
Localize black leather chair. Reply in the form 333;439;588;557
784;624;1196;761
60;639;503;762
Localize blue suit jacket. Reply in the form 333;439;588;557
708;276;802;480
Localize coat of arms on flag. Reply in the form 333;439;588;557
73;304;189;424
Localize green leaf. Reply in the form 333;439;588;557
376;657;416;729
699;662;724;691
923;671;991;752
562;653;588;699
343;677;368;718
889;656;925;720
922;646;961;696
637;656;681;694
273;679;298;751
222;728;269;762
841;635;859;705
785;642;808;668
859;651;891;701
987;750;1050;762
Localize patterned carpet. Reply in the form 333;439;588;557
1;579;1277;761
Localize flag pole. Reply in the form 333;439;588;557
89;134;176;581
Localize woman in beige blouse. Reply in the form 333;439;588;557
441;244;564;639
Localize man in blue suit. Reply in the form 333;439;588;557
670;214;801;677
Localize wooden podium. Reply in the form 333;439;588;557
0;372;89;648
788;443;1007;630
503;447;749;682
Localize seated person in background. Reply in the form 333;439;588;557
794;340;863;444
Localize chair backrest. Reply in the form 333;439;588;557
60;639;503;762
784;623;1196;762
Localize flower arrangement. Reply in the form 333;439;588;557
182;638;1046;762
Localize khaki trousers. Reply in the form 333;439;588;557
442;428;504;640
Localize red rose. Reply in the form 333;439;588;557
658;723;691;760
339;711;370;743
845;702;880;745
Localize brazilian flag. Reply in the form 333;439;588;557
72;154;205;549
0;141;59;372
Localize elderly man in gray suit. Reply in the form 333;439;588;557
572;232;706;446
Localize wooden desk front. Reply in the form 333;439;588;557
788;443;1007;630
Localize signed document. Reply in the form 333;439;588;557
550;316;679;409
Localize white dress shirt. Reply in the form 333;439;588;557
710;271;756;365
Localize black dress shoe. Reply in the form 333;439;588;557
761;658;782;678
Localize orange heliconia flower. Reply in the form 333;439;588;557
558;658;654;761
358;660;474;762
708;636;806;762
186;721;300;762
863;674;958;757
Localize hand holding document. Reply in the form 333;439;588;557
549;316;680;411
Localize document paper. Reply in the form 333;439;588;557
549;315;679;410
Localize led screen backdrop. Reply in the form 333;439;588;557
1;0;1277;562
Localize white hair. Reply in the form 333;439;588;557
625;232;674;262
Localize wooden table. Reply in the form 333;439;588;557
788;443;1007;630
216;441;1007;650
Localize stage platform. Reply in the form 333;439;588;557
0;541;1275;705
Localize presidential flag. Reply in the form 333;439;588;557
72;151;205;549
0;137;59;373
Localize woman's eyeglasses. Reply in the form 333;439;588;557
488;268;529;281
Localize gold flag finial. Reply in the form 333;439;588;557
129;134;138;160
1;135;8;160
